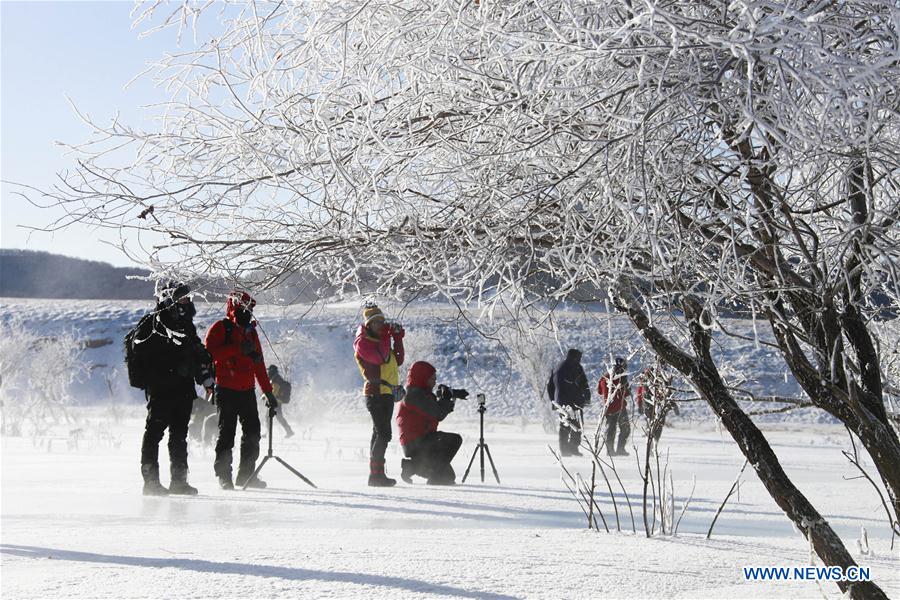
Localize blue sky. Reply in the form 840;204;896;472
1;1;180;267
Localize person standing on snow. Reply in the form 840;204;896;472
206;290;278;490
396;361;467;485
547;348;591;457
130;281;213;496
636;363;678;442
598;357;632;456
353;304;405;487
266;365;295;439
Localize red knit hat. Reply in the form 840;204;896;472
407;361;436;388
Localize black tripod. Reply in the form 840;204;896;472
243;408;317;490
462;396;501;484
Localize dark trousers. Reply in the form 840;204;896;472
403;431;463;483
214;388;261;480
141;381;195;470
605;409;631;453
559;421;582;455
365;394;394;463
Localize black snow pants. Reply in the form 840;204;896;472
141;380;196;471
365;394;395;463
214;388;261;481
403;431;463;483
559;410;582;455
605;408;631;453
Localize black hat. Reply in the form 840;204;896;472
156;280;191;304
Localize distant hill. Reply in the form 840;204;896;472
0;249;154;299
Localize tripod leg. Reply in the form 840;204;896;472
480;443;485;483
274;455;318;489
461;445;479;483
483;444;501;484
242;456;270;490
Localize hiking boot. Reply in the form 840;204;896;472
170;480;199;495
218;477;235;490
368;472;397;487
169;465;198;496
141;464;169;497
236;474;267;489
400;459;414;484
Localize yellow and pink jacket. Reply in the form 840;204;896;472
353;324;405;396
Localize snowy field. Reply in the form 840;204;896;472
2;415;898;599
2;299;899;598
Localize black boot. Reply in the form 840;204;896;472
368;460;396;487
169;464;198;496
400;458;415;484
236;467;267;489
141;463;169;496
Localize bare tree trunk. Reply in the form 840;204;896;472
617;290;889;599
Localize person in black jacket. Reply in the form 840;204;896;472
547;348;591;457
132;282;214;496
266;365;295;438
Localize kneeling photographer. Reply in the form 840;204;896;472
396;361;468;485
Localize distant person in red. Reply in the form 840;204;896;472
598;357;632;456
205;290;278;490
637;363;678;442
353;304;405;487
396;361;467;485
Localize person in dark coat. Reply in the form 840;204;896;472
205;290;278;490
598;357;632;456
547;348;591;456
266;365;295;438
396;361;467;485
132;282;214;496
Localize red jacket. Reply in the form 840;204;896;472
205;293;273;394
598;373;630;415
397;361;452;446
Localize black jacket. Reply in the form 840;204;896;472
132;305;212;390
547;357;590;408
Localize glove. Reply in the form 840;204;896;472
436;384;452;403
264;391;279;415
201;377;215;389
391;325;405;339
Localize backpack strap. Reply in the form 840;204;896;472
220;319;234;345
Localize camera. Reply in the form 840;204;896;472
476;393;486;407
436;384;469;402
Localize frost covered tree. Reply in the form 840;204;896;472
25;2;900;595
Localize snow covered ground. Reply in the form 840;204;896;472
2;415;898;599
2;298;898;598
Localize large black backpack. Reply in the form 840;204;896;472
124;314;154;389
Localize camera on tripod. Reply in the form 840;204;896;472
476;393;486;407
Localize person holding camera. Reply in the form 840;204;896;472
396;361;467;485
598;357;632;456
547;348;591;457
128;281;213;496
205;290;279;490
353;304;405;487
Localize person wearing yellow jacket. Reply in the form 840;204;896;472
353;304;405;486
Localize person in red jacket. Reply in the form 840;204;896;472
598;357;632;456
396;361;467;485
353;304;405;487
205;290;278;490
